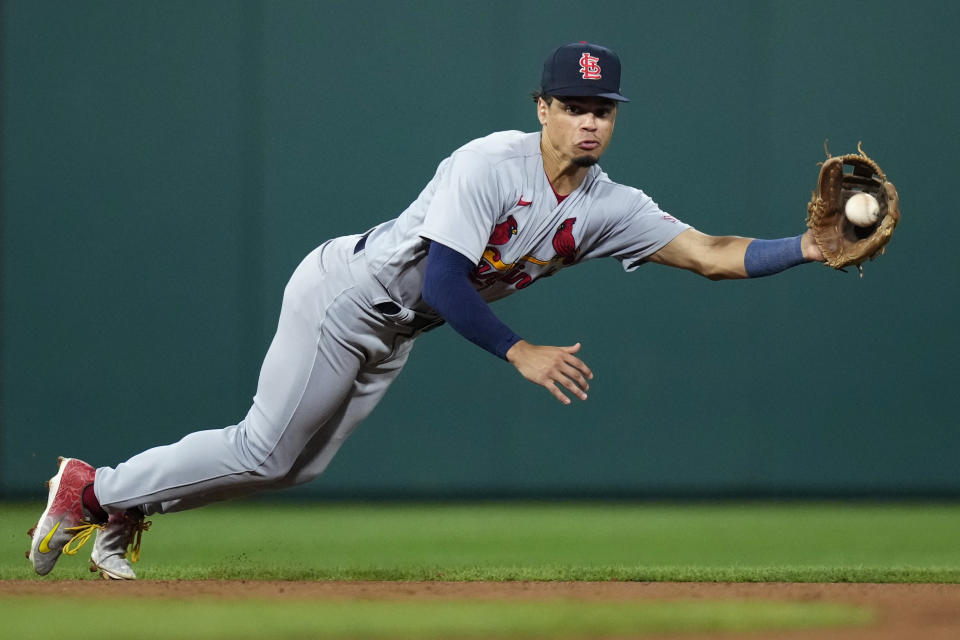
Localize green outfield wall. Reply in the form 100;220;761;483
2;0;958;498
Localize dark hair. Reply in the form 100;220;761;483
530;92;616;109
530;90;554;104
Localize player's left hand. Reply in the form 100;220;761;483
800;230;825;262
805;143;899;275
505;340;593;405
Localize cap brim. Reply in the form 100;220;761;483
546;86;630;102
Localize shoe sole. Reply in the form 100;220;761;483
89;552;136;580
27;457;71;572
90;561;135;580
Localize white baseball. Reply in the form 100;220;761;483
844;193;881;227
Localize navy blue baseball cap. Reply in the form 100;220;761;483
540;41;629;102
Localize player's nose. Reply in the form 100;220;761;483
580;114;598;130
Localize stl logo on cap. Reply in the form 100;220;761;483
579;52;601;80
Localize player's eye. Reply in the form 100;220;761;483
564;105;582;115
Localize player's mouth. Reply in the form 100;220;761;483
577;140;600;150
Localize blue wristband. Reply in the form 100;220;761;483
743;235;806;278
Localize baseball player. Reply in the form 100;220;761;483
28;42;825;580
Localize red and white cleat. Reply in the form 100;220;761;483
27;457;104;576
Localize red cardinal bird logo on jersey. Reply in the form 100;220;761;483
473;216;580;291
552;217;578;264
488;215;518;245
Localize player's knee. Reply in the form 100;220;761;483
232;422;301;482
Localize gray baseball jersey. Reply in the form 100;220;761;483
94;130;688;516
363;130;688;312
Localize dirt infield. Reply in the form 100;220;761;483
4;580;960;639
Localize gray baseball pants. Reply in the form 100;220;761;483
94;235;418;515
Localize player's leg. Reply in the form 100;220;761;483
86;304;414;578
29;237;386;575
157;338;415;511
84;338;414;579
86;308;370;578
92;239;374;513
278;339;414;488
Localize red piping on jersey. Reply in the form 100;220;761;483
517;198;533;206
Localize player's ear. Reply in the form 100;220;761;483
537;98;549;126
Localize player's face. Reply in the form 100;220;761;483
538;97;617;168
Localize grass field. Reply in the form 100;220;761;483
2;597;872;639
5;501;958;582
3;501;959;638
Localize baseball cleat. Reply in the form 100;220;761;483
89;510;150;580
27;457;104;576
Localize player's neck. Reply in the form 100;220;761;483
541;149;590;197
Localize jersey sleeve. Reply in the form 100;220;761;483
418;149;502;264
591;191;690;272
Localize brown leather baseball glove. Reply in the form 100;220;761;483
806;142;900;276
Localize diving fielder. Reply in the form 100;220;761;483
29;42;825;579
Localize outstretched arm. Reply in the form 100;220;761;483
647;229;824;280
422;241;592;404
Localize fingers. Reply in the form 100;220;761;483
560;360;589;389
554;369;588;403
547;354;593;405
565;350;594;381
510;341;595;405
548;382;574;405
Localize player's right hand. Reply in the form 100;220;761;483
505;340;593;405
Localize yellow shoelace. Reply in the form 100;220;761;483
61;518;152;562
128;520;151;563
62;523;103;556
